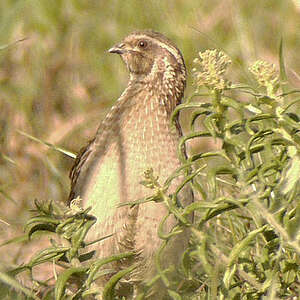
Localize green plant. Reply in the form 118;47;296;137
169;44;300;299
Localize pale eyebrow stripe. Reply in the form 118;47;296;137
134;35;184;65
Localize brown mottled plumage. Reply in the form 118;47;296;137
69;31;192;298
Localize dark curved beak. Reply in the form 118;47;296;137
108;43;125;54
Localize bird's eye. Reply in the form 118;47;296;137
138;40;147;48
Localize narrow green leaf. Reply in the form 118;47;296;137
167;290;182;300
55;266;88;300
281;151;300;194
279;38;288;87
102;265;136;300
86;252;135;288
17;130;76;158
0;271;40;300
228;226;267;267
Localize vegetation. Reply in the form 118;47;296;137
0;1;299;299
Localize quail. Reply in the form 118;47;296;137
69;30;192;298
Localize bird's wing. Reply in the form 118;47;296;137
68;136;96;203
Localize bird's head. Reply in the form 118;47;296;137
109;30;186;99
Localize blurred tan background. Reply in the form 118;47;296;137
0;0;299;266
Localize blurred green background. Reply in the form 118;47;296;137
0;0;299;267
